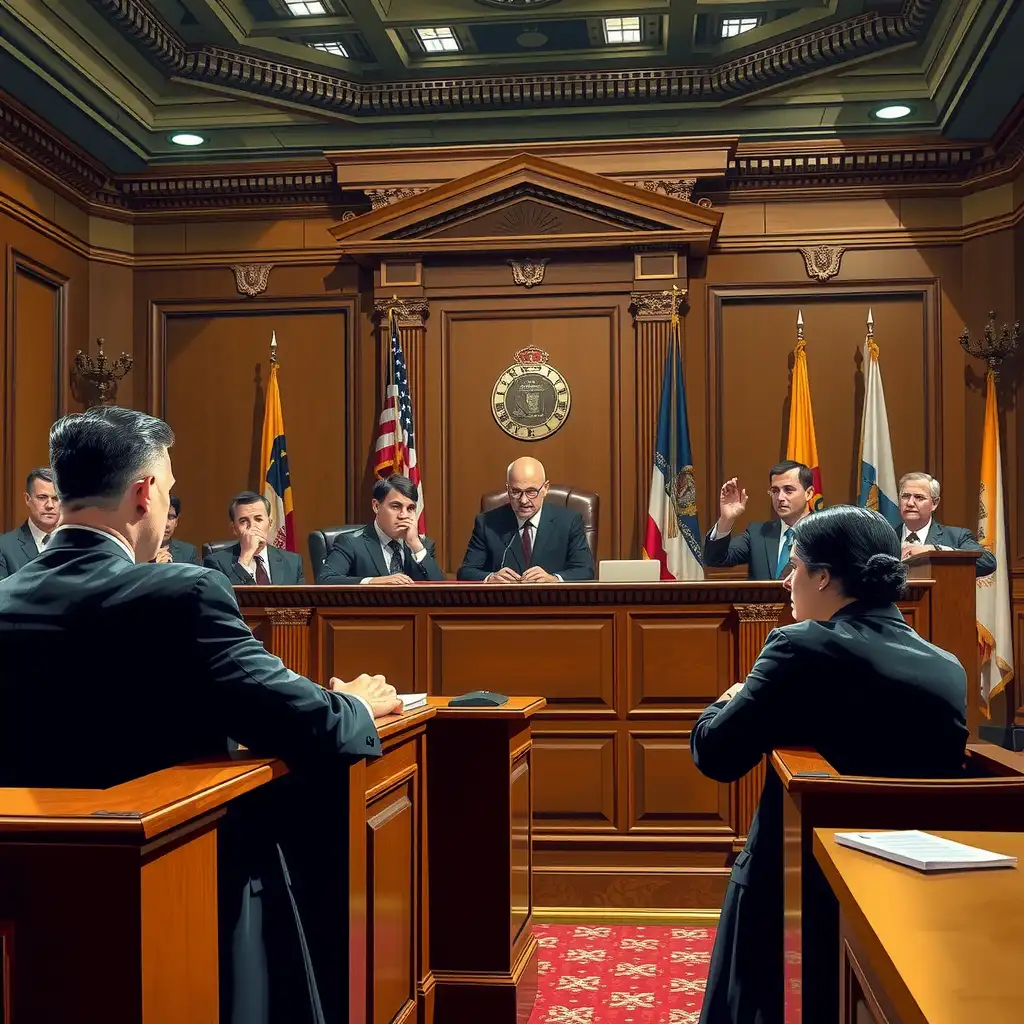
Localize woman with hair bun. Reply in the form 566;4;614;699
692;505;968;1024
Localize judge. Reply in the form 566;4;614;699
691;505;967;1024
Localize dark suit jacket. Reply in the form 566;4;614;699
690;604;968;1024
902;520;996;577
151;537;201;565
0;528;378;1024
456;503;594;581
703;519;784;581
205;543;305;585
317;524;444;585
0;521;40;580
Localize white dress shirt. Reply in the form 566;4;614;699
53;524;135;561
901;519;947;548
28;518;53;553
360;521;428;584
237;545;273;582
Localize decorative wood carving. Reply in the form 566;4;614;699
92;0;940;114
630;291;678;323
508;257;549;288
799;246;847;282
365;187;427;210
630;179;698;203
230;264;273;297
374;298;429;329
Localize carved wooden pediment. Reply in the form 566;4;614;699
328;154;721;258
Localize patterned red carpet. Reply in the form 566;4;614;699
529;923;715;1023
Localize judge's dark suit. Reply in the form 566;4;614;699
205;542;305;584
0;529;378;1023
0;521;40;580
901;520;996;577
316;524;444;585
704;520;785;581
457;503;594;581
690;603;968;1024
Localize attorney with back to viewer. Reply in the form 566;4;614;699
457;456;594;582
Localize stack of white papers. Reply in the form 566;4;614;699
834;830;1017;872
397;693;428;711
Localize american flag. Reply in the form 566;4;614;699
373;309;425;532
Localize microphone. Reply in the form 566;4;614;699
488;531;518;582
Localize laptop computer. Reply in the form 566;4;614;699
598;559;662;583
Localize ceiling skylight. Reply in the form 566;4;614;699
415;27;460;53
603;17;641;44
285;1;327;15
309;40;349;57
721;17;760;38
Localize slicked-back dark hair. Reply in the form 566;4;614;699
49;408;174;510
229;491;270;521
373;474;419;504
768;460;813;490
169;496;181;516
25;467;54;493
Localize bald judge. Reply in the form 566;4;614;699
457;457;594;583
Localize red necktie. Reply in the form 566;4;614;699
254;555;270;585
521;521;533;563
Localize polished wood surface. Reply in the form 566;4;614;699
237;574;976;910
814;828;1024;1024
0;755;286;1024
773;747;1024;1024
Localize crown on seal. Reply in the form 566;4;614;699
514;345;549;365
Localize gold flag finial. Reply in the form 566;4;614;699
269;331;278;365
867;308;874;339
796;309;804;342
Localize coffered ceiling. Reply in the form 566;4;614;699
0;0;1021;172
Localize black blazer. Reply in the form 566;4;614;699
691;603;968;1024
901;520;996;577
317;523;444;585
204;543;305;585
152;537;201;565
0;521;40;580
703;519;784;581
456;503;594;581
0;528;378;788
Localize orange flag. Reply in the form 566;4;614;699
786;326;824;512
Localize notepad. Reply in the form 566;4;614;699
834;830;1017;872
397;692;428;712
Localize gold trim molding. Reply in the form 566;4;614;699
799;246;847;282
373;297;429;328
230;264;273;297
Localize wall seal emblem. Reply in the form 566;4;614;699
491;346;571;440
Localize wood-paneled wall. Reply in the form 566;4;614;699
1;154;1022;723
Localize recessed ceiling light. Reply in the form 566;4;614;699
517;29;548;48
415;27;460;53
873;104;913;120
603;17;641;44
169;132;205;146
285;1;327;15
309;40;349;57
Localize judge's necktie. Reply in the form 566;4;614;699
388;539;404;575
41;533;50;547
906;532;920;544
254;555;271;585
776;527;794;579
521;521;533;564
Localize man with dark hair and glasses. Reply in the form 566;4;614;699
704;460;815;581
0;467;61;579
0;406;399;1023
151;495;201;565
457;456;594;583
318;473;444;585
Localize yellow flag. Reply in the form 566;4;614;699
786;339;823;511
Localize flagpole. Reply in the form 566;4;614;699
269;330;278;366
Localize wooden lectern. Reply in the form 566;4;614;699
0;757;286;1024
773;743;1024;1024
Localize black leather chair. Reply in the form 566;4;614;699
480;484;599;558
201;538;237;560
308;524;367;578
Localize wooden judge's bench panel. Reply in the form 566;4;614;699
239;557;975;913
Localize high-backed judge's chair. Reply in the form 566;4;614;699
308;524;368;577
201;538;236;560
480;484;599;558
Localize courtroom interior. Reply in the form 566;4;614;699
1;1;1023;1022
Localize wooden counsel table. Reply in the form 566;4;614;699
814;828;1024;1024
0;695;544;1024
773;743;1024;1024
237;549;978;914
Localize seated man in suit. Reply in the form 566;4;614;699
152;495;201;565
0;406;398;1024
204;490;305;585
898;471;995;576
704;460;814;581
457;457;594;583
0;467;61;579
317;474;444;585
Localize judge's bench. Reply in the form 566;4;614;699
1;548;1013;1024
